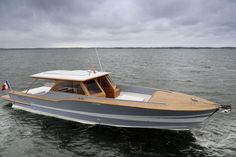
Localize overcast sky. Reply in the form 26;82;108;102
0;0;235;48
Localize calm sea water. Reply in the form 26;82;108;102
0;48;236;157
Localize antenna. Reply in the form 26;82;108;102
95;48;103;71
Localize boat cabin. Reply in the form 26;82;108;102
31;70;120;98
2;69;220;115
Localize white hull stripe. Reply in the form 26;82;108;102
12;104;97;125
12;104;189;130
12;103;209;123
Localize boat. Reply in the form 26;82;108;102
0;70;231;130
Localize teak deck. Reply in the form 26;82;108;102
148;91;217;111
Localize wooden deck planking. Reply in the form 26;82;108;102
148;91;217;110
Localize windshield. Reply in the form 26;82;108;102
84;80;101;94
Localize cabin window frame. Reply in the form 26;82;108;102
105;75;116;89
82;79;105;96
50;80;85;95
49;77;108;97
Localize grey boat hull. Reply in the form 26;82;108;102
10;93;217;130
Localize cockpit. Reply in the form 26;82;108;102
50;75;120;98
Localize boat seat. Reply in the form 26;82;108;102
116;92;151;102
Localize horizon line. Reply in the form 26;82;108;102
1;46;236;50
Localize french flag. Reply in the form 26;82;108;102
1;81;11;91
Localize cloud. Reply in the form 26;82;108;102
0;0;235;48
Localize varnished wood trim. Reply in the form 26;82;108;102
0;94;11;101
94;79;106;97
79;82;90;96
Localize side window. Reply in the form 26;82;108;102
56;81;74;93
74;83;84;95
84;80;101;94
53;81;84;95
98;76;110;87
106;75;116;89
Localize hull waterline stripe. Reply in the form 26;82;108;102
12;102;210;123
12;104;97;125
12;104;190;130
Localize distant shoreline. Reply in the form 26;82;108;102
0;47;236;50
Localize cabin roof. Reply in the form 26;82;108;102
31;70;110;81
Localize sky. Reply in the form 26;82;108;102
0;0;235;48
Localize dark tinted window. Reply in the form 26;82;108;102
84;80;101;94
75;84;84;95
56;81;73;93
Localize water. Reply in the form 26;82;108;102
0;48;235;157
